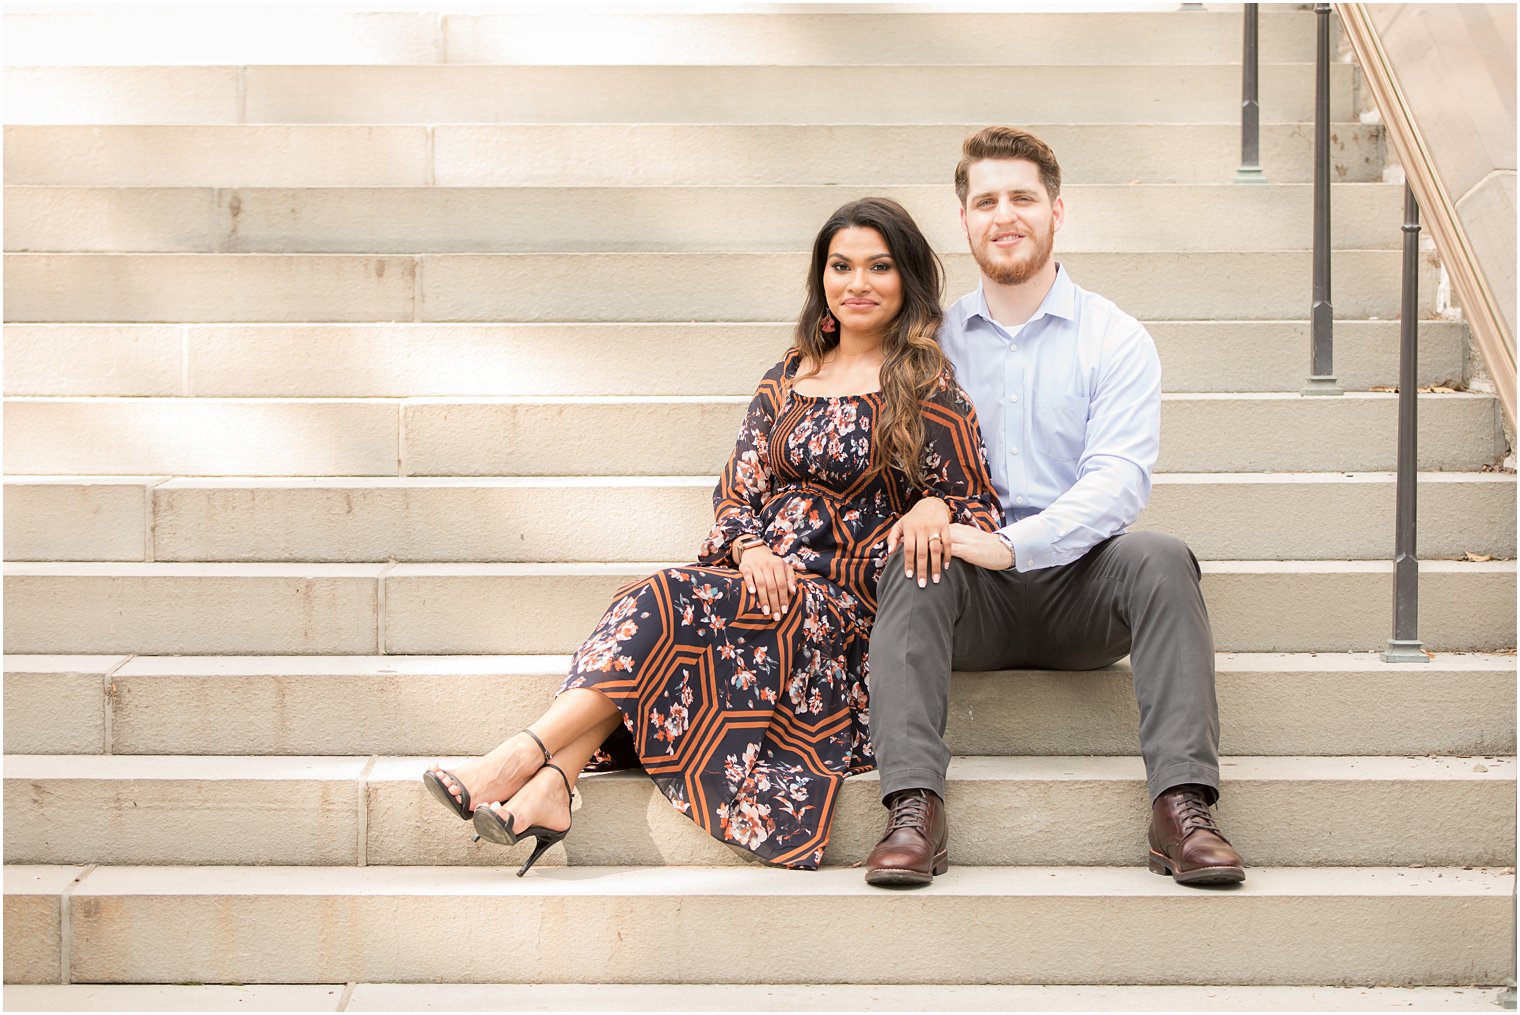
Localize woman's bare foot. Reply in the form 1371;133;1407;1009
479;764;574;837
428;731;548;810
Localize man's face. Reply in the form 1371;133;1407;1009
960;157;1064;286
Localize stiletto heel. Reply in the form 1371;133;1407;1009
422;728;553;821
516;834;562;878
470;762;575;877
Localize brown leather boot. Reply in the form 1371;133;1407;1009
1147;783;1245;885
864;788;948;887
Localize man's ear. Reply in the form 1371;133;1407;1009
1052;194;1065;234
958;203;970;241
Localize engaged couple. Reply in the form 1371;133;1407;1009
424;125;1245;888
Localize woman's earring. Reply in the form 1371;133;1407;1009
820;311;837;334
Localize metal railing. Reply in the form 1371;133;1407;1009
1383;185;1428;663
1240;6;1427;659
1305;2;1341;396
1234;4;1265;184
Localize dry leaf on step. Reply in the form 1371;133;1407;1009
1460;552;1496;562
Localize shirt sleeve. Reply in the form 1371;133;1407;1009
697;358;788;566
918;374;1004;532
1001;319;1162;570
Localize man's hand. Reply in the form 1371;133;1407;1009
948;523;1016;571
886;497;952;587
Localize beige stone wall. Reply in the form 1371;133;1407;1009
1365;4;1515;409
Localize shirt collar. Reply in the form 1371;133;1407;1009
964;262;1077;328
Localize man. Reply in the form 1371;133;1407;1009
863;126;1245;888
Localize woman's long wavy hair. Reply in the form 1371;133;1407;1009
793;197;949;489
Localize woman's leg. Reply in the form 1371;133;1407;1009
431;688;621;808
479;706;625;835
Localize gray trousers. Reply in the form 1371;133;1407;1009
868;530;1220;804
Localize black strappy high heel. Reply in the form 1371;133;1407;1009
471;762;575;878
422;728;553;820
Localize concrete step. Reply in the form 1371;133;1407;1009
3;983;1511;1013
2;123;1387;187
3;250;1435;324
3;11;1323;67
5;754;1513;869
2;10;442;67
7;653;1514;760
5;985;348;1012
6;864;1513;985
6;473;1513;564
3;64;1358;125
2;321;1473;398
9;392;1497;477
5;184;1411;254
3;561;1513;656
444;11;1326;67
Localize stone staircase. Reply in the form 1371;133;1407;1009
3;7;1515;1010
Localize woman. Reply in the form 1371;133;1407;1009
424;197;1001;873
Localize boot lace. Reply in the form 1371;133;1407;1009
886;791;932;832
1174;789;1229;842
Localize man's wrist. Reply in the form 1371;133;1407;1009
995;531;1017;570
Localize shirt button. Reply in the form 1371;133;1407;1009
1010;343;1019;351
1014;495;1025;505
1012;447;1020;455
1009;393;1020;404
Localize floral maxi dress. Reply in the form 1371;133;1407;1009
559;350;1001;869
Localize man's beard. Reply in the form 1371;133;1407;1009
972;221;1054;286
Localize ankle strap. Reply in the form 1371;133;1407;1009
543;762;572;798
523;728;552;764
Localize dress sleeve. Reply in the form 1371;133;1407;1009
916;373;1004;532
697;357;790;566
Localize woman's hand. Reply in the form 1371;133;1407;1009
947;523;1016;571
887;496;952;587
738;544;796;618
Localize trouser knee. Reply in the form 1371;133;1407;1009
876;544;968;614
1108;531;1201;584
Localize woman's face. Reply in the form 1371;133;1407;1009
822;225;904;343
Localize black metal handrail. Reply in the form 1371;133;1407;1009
1305;2;1341;395
1235;3;1266;184
1247;6;1425;659
1382;184;1428;663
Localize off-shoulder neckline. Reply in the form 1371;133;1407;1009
782;348;884;400
788;387;883;399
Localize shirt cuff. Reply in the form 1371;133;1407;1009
1001;516;1053;573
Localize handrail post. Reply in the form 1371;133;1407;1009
1382;184;1428;663
1304;2;1342;395
1235;4;1267;183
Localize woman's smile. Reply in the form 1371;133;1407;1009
823;225;904;340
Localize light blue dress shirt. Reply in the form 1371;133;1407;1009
938;263;1162;572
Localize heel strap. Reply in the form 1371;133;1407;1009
522;728;552;764
543;762;572;797
543;762;580;811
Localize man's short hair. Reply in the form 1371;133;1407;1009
954;126;1063;205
